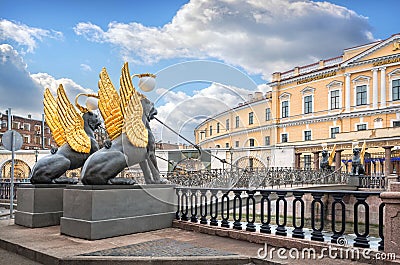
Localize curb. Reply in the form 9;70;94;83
0;233;257;265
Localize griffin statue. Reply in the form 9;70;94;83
80;62;165;185
30;85;101;184
351;141;366;175
320;144;336;171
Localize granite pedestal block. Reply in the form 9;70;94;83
60;184;177;240
15;184;66;228
348;175;360;187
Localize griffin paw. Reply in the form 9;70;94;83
104;139;112;149
107;177;136;185
50;147;58;154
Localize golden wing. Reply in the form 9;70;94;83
328;144;336;166
122;66;148;148
43;88;66;147
98;67;124;140
119;62;135;117
360;141;366;165
56;84;91;153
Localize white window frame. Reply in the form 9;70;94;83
327;80;343;111
352;75;370;107
301;87;315;115
391;119;400;127
264;136;270;146
23;123;31;131
235;116;240;128
34;124;41;132
391;79;400;101
12;121;20;130
23;134;30;144
265;108;271;121
329;126;340;139
281;132;288;143
279;93;291;119
303;130;312;141
249;138;255;147
355;122;368;131
388;68;400;102
248;112;254;125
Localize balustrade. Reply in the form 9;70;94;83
165;167;349;189
0;182;18;200
175;187;383;250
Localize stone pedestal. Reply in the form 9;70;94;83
15;184;66;228
381;182;400;255
386;174;399;190
60;184;176;240
348;175;360;187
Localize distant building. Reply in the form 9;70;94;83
155;142;194;150
0;112;55;150
0;111;57;180
195;33;400;175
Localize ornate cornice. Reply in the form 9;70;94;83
341;34;400;67
280;69;338;86
198;106;400;146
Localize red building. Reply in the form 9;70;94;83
0;111;55;150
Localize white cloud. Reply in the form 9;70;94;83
151;82;264;143
0;19;62;53
0;44;42;117
80;63;92;72
74;0;374;80
0;44;93;119
31;72;94;99
257;83;271;93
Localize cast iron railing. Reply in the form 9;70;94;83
175;187;384;250
358;174;386;190
0;182;18;200
166;167;348;188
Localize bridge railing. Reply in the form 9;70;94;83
0;181;18;200
165;167;349;188
358;173;386;190
175;187;384;250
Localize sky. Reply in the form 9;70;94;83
1;0;399;143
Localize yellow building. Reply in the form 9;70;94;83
195;33;400;175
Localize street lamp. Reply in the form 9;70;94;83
131;73;157;92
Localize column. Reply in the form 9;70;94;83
372;68;378;108
345;73;351;112
381;182;400;255
313;151;320;170
380;67;387;108
384;146;394;176
295;153;301;170
335;150;344;172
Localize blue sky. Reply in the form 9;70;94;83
1;0;399;142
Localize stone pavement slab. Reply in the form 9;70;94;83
0;247;42;265
0;218;390;265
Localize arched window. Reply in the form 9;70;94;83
1;159;31;180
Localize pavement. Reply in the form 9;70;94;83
0;215;393;265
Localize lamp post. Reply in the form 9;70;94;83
34;149;39;163
229;147;234;180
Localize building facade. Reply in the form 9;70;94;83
195;33;400;175
0;112;56;180
0;112;55;151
